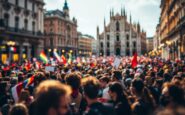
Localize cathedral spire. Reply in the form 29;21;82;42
112;8;114;16
130;13;132;24
123;7;126;17
110;9;112;18
104;17;106;28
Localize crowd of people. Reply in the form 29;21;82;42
0;56;185;115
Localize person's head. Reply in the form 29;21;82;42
99;76;110;88
112;70;122;82
131;79;144;96
34;80;71;115
82;77;100;104
65;73;81;90
108;82;125;102
19;89;31;107
9;103;28;115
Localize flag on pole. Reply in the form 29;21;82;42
11;76;35;102
39;51;48;63
131;53;138;68
53;51;61;62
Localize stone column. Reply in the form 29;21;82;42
27;46;31;60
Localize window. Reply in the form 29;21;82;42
133;42;136;48
107;35;110;41
32;2;35;12
116;21;120;31
24;19;28;30
25;0;27;9
116;35;120;41
126;34;129;40
107;42;110;48
50;38;53;46
15;0;19;6
4;14;9;28
100;42;103;48
126;42;129;47
15;17;19;31
32;21;35;34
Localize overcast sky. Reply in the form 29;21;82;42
44;0;161;38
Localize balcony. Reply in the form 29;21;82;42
5;27;43;38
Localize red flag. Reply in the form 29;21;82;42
61;55;67;64
131;53;138;68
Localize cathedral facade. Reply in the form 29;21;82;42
97;8;147;56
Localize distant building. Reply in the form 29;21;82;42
78;34;94;57
91;38;97;56
147;37;154;52
0;0;44;63
97;8;147;56
44;0;78;57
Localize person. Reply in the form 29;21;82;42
82;77;115;115
131;79;156;115
108;82;132;115
99;76;111;100
65;73;83;114
9;103;28;115
33;80;72;115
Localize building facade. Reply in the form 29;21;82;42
97;8;147;56
91;38;97;56
159;0;185;60
0;0;44;64
78;34;94;57
146;37;154;52
44;0;78;57
153;24;161;50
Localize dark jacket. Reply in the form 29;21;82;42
83;102;115;115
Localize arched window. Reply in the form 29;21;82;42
15;16;19;31
100;42;103;48
24;19;28;30
4;13;9;28
116;21;120;31
32;21;35;34
133;41;136;48
126;34;129;40
116;35;120;41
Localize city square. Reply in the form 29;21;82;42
0;0;185;115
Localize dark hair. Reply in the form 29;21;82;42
100;76;110;83
9;103;28;115
65;73;81;90
112;70;122;80
109;82;125;101
168;84;185;105
82;77;100;99
0;81;7;95
132;79;144;94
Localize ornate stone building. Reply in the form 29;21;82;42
97;8;147;56
159;0;185;60
0;0;44;64
44;0;78;57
